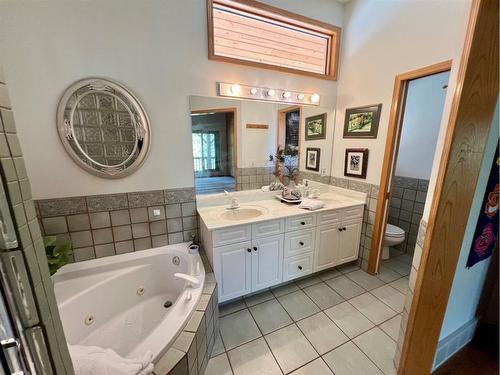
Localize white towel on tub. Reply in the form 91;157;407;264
69;345;154;375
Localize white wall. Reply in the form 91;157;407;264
0;0;343;199
331;0;471;186
439;102;499;340
300;106;335;176
395;71;450;180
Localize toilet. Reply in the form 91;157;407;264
382;224;406;259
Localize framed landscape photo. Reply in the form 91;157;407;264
344;148;369;179
305;113;326;140
306;148;321;171
343;104;382;138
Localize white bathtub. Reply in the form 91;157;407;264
53;243;205;362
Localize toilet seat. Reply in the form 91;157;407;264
385;224;405;238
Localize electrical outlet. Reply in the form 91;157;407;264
153;209;161;217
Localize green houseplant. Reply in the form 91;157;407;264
44;236;72;275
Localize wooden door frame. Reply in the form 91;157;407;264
191;107;238;182
397;0;498;373
367;60;453;274
277;106;302;180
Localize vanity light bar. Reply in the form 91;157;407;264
217;82;320;106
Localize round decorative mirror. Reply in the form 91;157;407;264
56;78;151;178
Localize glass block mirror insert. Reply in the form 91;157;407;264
56;78;151;178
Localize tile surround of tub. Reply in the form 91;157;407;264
388;176;428;254
0;80;73;373
36;188;198;263
154;269;219;375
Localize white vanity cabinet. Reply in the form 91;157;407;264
200;204;364;303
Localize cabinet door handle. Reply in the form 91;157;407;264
343;227;347;231
300;221;306;225
253;246;258;251
338;228;342;232
298;265;303;270
247;248;252;253
299;241;304;246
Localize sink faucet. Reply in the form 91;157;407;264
224;190;240;209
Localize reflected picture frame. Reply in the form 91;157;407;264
344;148;369;179
343;104;382;138
306;147;321;171
305;113;327;140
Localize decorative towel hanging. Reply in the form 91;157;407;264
466;144;499;268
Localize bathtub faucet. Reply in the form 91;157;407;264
174;273;200;289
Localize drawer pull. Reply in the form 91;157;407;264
299;241;304;246
247;248;251;253
338;228;342;232
298;265;303;270
300;221;305;225
253;246;258;251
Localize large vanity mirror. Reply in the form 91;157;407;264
189;95;334;195
56;78;151;178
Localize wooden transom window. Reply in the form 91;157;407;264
207;0;341;80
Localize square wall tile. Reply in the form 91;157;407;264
89;212;110;229
166;204;182;218
73;247;95;261
167;218;183;233
130;207;148;223
150;220;167;235
115;240;134;254
112;225;132;241
92;228;113;245
67;214;90;232
95;243;115;258
42;217;67;235
132;223;150;239
110;209;130;226
134;237;151;251
182;202;197;217
70;231;93;248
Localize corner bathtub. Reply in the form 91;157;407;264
53;243;205;361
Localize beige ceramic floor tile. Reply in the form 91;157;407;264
249;299;293;334
303;282;344;310
265;324;318;374
205;353;233;375
353;327;397;375
297;312;348;355
322;341;383;375
228;337;282;375
371;285;405;312
346;269;385;290
325;275;365;299
220;309;261;350
324;301;375;338
349;292;397;325
289;358;333;375
277;290;320;321
380;314;402;341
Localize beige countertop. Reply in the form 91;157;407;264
197;184;367;231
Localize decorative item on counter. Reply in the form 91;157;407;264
298;198;325;210
276;185;302;204
344;148;369;179
272;145;299;186
343;104;382;138
269;178;284;191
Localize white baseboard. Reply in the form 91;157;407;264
432;318;478;371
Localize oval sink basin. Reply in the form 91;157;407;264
220;208;266;221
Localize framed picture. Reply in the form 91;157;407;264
306;148;321;171
343;104;382;138
305;113;326;140
344;148;369;179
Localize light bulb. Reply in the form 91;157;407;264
297;93;305;100
267;89;275;97
310;93;320;103
282;91;291;99
250;87;258;95
230;84;241;95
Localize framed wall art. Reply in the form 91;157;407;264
344;148;369;179
305;113;326;140
306;147;321;171
343;104;381;138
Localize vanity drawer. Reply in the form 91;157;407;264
283;252;313;282
252;219;284;239
284;229;315;258
285;214;316;231
342;205;364;221
317;209;341;226
213;225;251;247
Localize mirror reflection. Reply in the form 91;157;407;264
189;96;334;195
